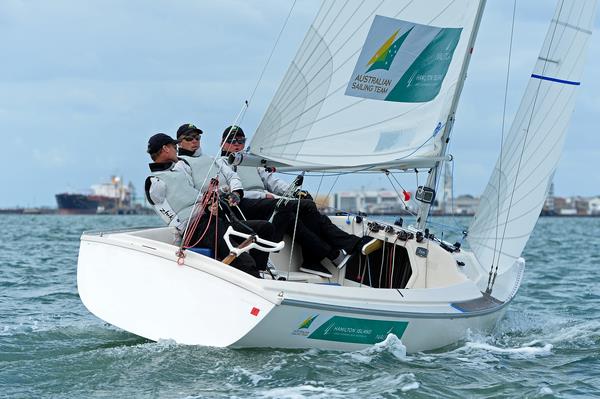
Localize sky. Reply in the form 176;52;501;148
1;0;599;208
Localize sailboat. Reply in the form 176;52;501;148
77;0;596;353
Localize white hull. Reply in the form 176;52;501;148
77;217;524;353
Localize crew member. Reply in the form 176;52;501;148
218;125;365;278
144;132;273;278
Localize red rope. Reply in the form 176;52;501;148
182;178;220;249
214;190;219;259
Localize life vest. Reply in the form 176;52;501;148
145;164;199;229
178;155;216;191
234;165;265;191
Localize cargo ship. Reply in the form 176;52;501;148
55;176;132;215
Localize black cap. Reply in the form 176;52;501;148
176;123;203;139
222;125;245;139
147;133;178;154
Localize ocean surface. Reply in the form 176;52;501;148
1;214;599;398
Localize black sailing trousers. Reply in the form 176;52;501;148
189;213;274;278
237;198;360;265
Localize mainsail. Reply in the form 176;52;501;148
468;0;597;272
249;0;484;169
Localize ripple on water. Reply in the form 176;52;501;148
2;215;600;398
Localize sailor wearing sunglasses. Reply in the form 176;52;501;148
176;123;244;206
220;125;364;279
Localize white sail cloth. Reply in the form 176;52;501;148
468;0;597;273
249;0;483;169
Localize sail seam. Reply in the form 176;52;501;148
254;0;474;160
489;0;566;293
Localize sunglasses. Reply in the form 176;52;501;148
225;137;246;144
181;135;200;142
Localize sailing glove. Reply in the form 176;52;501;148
293;190;313;200
227;191;241;206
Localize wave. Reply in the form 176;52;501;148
345;333;407;363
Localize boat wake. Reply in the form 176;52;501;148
346;333;407;363
462;341;553;358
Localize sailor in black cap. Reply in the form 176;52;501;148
144;132;273;278
219;125;364;279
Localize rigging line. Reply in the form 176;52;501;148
257;76;431;150
269;0;450;121
490;3;583;168
425;220;466;233
490;0;565;292
494;55;579;171
256;1;419;144
448;158;466;231
269;0;447;125
276;168;432;178
488;0;517;290
261;0;387;126
272;0;335;96
385;172;417;217
379;239;387;288
390;237;398;288
312;0;335;32
247;0;297;107
255;5;392;146
473;125;575;235
262;0;454;139
479;46;581;222
180;102;249;246
490;79;571;173
430;0;458;25
259;0;374;131
471;194;548;238
415;169;419;191
257;1;475;155
265;127;438;166
286;175;305;280
314;172;326;200
323;174;341;211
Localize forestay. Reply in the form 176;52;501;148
249;0;483;169
468;0;597;273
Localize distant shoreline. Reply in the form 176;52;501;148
1;208;598;218
0;208;153;215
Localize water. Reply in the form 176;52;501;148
1;215;599;398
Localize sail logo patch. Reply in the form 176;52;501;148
366;27;413;73
345;15;462;103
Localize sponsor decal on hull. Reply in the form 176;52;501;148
292;314;319;337
296;315;409;345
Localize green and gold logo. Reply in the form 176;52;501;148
366;27;413;73
298;315;319;329
346;15;462;103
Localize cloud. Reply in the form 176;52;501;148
32;147;68;168
0;0;598;207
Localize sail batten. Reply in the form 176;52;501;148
468;0;597;273
250;0;484;169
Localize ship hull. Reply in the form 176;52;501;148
55;193;99;215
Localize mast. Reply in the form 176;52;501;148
416;0;487;230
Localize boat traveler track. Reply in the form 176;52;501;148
77;0;597;352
